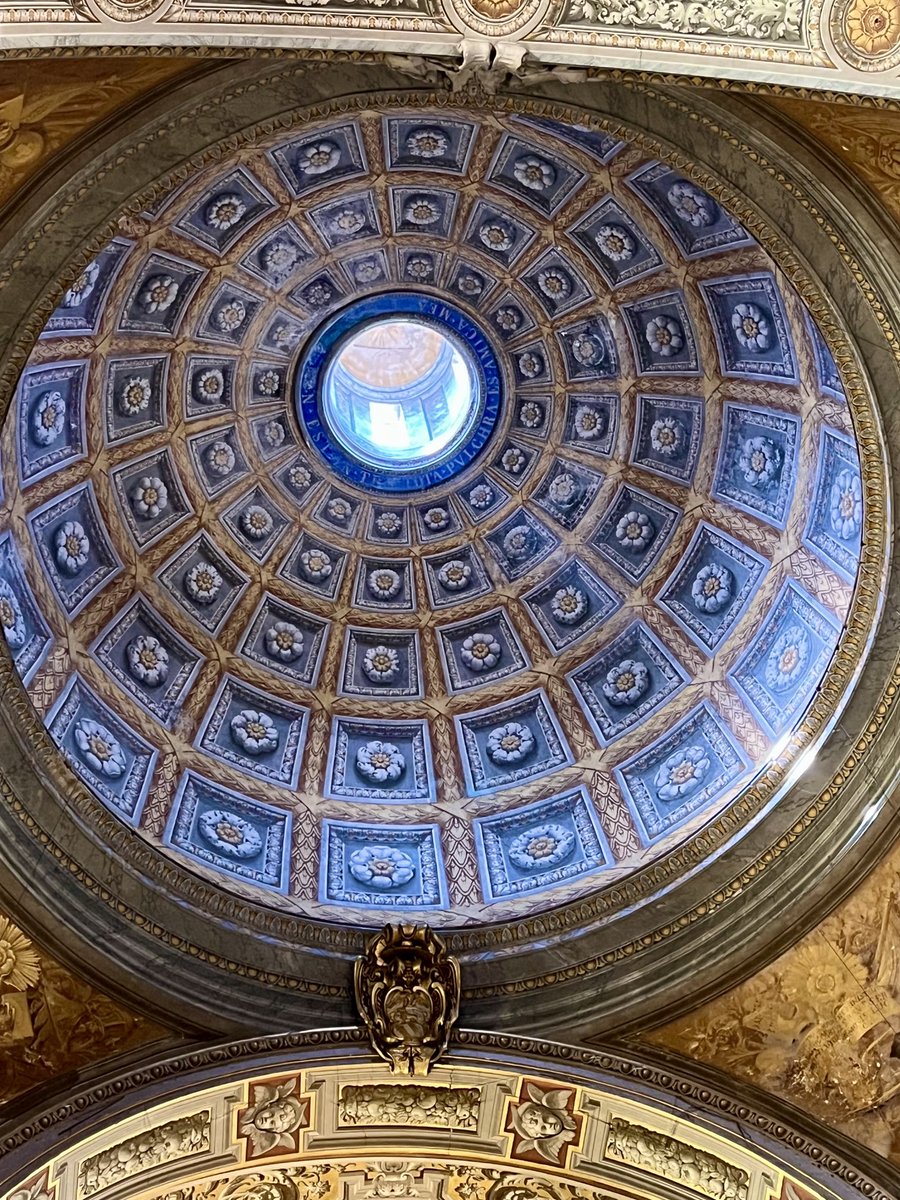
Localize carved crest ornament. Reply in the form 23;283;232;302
354;924;460;1075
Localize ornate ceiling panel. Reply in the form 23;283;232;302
0;102;870;932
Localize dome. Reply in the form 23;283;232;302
0;100;869;936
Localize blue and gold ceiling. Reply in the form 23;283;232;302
0;105;863;926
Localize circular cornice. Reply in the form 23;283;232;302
0;61;895;1038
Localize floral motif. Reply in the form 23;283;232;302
404;197;441;226
519;400;544;429
261;240;299;279
265;621;304;662
356;740;405;783
300;547;332;581
326;496;353;524
362;644;401;683
738;436;781;487
495;306;522;333
650;416;684;457
667;181;717;228
329;208;365;237
830;468;863;538
551;585;588;626
423;506;449;532
503;523;534;561
571;332;604;365
119;376;152;416
765;626;810;692
140;275;179;313
573;404;603;440
62;260;99;308
0;916;40;991
437;559;471;592
231;709;279;755
508;823;575;870
0;580;25;649
501;446;527;474
655;745;711;800
348;845;415;889
54;520;90;574
595;223;635;261
354;260;381;285
645;315;684;358
487;721;535;764
305;281;333;309
405;256;433;281
460;630;501;672
32;390;66;446
185;561;223;605
288;463;312;491
406;127;448;157
375;511;402;536
537;267;572;300
457;272;484;297
844;0;900;57
517;350;544;377
479;220;514;252
198;808;263;858
468;483;494;510
263;419;285;449
241;504;274;540
205;440;236;477
269;322;296;350
603;658;649;707
615;510;654;551
256;369;281;396
299;140;341;174
195;368;225;402
126;634;169;686
731;302;772;352
214;298;246;334
514;154;556;191
205;193;246;231
367;567;402;601
548;471;582;507
132;475;168;519
691;563;733;614
74;717;127;779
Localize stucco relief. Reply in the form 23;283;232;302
605;1118;749;1200
78;1113;211;1197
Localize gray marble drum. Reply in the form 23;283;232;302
0;103;862;927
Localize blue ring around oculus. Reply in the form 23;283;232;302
294;291;502;492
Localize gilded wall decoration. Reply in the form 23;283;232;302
763;96;900;227
0;61;203;207
648;846;900;1164
0;906;165;1108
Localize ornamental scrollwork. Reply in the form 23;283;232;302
354;924;460;1075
